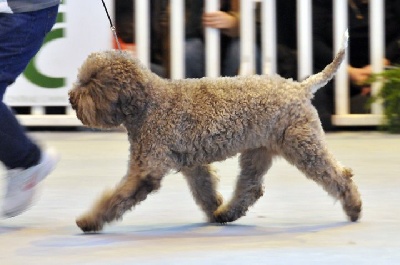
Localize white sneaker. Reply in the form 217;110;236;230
2;148;60;218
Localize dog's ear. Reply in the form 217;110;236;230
69;50;152;129
88;85;125;128
69;52;128;128
69;80;125;129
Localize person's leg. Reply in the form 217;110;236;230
0;6;60;217
185;38;205;78
222;38;240;77
0;103;41;169
222;38;262;76
150;63;166;78
0;6;59;169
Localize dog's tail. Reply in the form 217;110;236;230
300;30;348;94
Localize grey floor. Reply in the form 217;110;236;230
1;131;399;265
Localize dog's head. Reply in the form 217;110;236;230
69;50;148;129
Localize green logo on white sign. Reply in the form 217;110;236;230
23;12;65;89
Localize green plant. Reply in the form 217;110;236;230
369;67;400;133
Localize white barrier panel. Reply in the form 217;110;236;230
5;0;113;106
5;0;113;126
239;0;256;75
261;0;277;75
369;0;384;115
133;0;386;127
135;0;150;68
170;0;185;79
333;0;350;116
205;0;221;78
332;0;385;125
296;0;313;80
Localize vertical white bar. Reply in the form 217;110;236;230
297;0;312;80
31;107;45;115
66;106;75;115
170;0;185;79
135;0;150;67
370;0;384;114
333;0;349;115
239;0;256;75
205;0;220;77
261;0;277;75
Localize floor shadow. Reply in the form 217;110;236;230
70;221;352;242
0;225;25;235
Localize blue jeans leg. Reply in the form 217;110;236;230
222;38;262;76
185;38;205;78
0;5;59;169
222;38;240;77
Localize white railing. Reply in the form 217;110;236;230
17;109;80;126
332;0;384;125
17;0;385;127
135;0;385;127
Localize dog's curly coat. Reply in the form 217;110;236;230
69;33;361;232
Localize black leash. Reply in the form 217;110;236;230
100;0;121;51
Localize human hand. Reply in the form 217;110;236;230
349;58;391;85
348;66;371;86
348;67;371;96
360;86;371;96
202;11;237;29
362;58;390;73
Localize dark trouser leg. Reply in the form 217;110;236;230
0;6;59;169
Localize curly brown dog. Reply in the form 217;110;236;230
69;33;361;232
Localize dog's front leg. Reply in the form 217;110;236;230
213;147;272;223
76;167;165;232
181;164;223;222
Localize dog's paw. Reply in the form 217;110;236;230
341;183;362;222
212;206;239;224
344;202;362;222
76;215;104;233
212;213;231;224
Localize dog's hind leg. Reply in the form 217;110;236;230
76;167;165;232
280;123;362;222
181;164;223;222
213;147;272;223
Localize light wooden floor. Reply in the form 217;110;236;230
1;131;399;264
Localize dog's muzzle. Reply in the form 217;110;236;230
68;92;77;110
